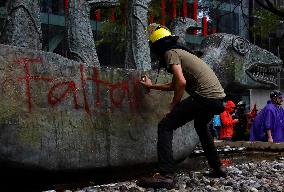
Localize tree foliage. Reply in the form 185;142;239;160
255;0;284;19
251;8;283;38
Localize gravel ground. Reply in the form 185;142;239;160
44;151;284;192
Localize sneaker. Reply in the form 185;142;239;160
136;173;175;189
207;167;227;178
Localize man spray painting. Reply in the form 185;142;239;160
137;23;227;189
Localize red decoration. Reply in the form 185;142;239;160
212;27;217;34
95;9;101;21
161;0;166;25
170;0;177;20
193;0;198;35
193;0;198;21
121;1;127;25
64;0;68;12
246;103;258;131
182;0;187;18
110;8;116;23
248;104;258;121
202;16;207;37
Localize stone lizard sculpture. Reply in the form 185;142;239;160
0;0;42;50
170;17;283;90
201;33;283;90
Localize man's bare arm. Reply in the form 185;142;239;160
148;82;174;91
170;64;186;110
139;64;186;111
140;75;174;91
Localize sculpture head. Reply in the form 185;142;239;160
201;33;283;90
171;17;201;32
171;17;201;44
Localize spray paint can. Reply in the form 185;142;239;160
141;75;150;94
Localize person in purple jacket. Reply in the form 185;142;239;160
250;90;284;142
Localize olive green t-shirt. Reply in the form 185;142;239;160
164;49;226;99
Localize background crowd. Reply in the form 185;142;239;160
209;90;284;143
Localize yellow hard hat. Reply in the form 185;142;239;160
148;23;172;43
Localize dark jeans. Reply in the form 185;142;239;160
157;94;224;175
210;125;220;140
214;126;221;140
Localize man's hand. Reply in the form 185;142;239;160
140;75;152;92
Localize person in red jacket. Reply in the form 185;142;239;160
220;101;238;141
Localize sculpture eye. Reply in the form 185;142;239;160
232;37;250;55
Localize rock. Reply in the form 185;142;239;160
249;187;258;192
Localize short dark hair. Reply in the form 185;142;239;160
149;35;178;56
270;90;282;99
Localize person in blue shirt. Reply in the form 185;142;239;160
212;115;221;140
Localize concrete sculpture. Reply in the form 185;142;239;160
170;17;283;90
66;0;119;66
171;17;199;44
201;33;283;90
0;44;199;170
0;0;42;50
124;0;152;70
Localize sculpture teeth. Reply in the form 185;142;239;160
271;68;275;72
250;65;282;84
261;67;266;72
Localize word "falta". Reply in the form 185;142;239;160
14;57;140;114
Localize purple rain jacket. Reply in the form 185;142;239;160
250;100;284;142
